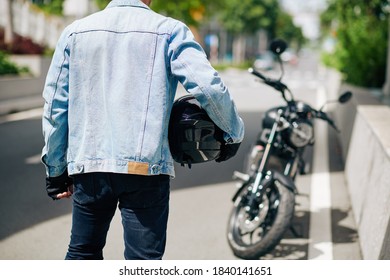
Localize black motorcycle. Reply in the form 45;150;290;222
226;39;352;259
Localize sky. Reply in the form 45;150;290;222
281;0;328;40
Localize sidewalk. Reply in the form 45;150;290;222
0;94;43;116
0;55;50;116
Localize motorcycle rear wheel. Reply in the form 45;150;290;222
227;180;295;259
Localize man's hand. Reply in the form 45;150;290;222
55;185;74;199
216;142;241;163
46;170;74;200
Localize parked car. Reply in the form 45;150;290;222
281;48;299;65
253;51;275;71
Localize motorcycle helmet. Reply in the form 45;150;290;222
168;95;223;167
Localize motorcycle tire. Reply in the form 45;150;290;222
227;180;295;259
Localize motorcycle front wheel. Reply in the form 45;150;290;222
227;180;295;259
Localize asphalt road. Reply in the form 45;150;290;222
0;50;361;260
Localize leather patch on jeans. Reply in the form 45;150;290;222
127;162;149;175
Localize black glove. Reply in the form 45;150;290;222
46;170;73;200
216;142;241;163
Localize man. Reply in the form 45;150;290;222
41;0;244;260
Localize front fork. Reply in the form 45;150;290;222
246;109;283;206
232;109;299;212
232;109;283;212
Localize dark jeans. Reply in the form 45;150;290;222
65;173;170;260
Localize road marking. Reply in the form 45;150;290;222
308;85;333;260
25;154;42;165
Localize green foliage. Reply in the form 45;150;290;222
94;0;221;27
95;0;111;10
34;0;65;15
93;0;303;55
151;0;221;27
218;0;304;50
321;0;389;87
0;51;28;76
276;11;306;49
212;60;253;71
219;0;279;35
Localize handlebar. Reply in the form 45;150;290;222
313;110;340;132
248;68;289;94
249;67;343;132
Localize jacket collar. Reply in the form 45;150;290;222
106;0;150;10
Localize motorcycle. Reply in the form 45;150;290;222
226;39;352;259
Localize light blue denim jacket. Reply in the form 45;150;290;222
41;0;244;178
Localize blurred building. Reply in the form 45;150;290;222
0;0;100;49
63;0;98;18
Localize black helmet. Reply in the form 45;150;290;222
168;95;223;167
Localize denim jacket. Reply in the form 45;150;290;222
41;0;244;178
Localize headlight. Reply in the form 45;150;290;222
288;120;314;148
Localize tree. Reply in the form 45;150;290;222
93;0;222;26
151;0;222;27
93;0;219;42
33;0;65;15
219;0;278;35
321;0;389;88
218;0;279;63
276;11;305;50
383;17;390;96
95;0;110;10
151;0;223;44
92;0;302;64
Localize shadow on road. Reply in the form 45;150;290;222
0;111;265;241
0;119;71;241
259;208;359;260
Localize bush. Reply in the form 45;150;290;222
0;51;28;76
0;29;46;55
33;0;64;16
321;0;388;88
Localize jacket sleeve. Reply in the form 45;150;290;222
167;21;244;144
41;26;72;177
